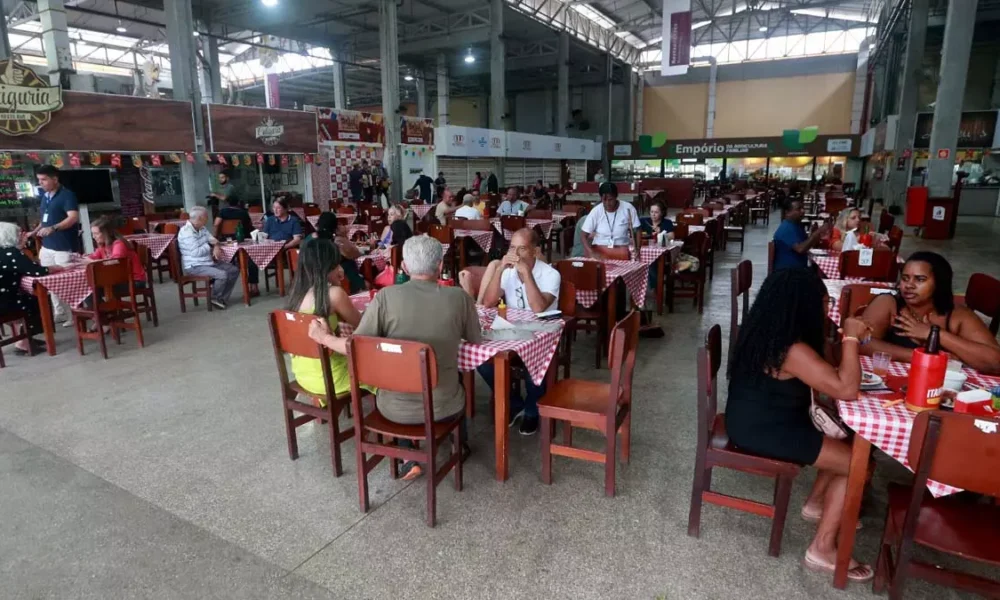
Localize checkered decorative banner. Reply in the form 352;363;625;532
327;145;383;204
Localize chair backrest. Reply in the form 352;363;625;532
886;225;903;253
839;249;898;281
591;246;631;261
767;241;775;275
878;210;895;234
500;215;526;233
268;310;338;406
908;411;1000;498
129;216;148;233
683;231;710;260
304;205;321;217
696;324;723;449
557;280;577;317
286;248;299;276
390;244;403;271
965;273;1000;335
838;283;892;327
555;259;605;294
369;216;387;235
427;224;453;244
162;223;180;235
218;219;240;238
460;266;487;298
730;260;752;354
672;222;689;240
825;197;848;215
248;206;263;214
337;206;356;215
677;212;704;225
456;218;493;232
526;209;552;220
562;202;585;215
115;220;137;236
605;311;640;425
134;242;153;282
346;336;440;423
87;258;133;311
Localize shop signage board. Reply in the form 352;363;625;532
0;60;63;136
608;134;861;160
205;105;318;153
401;116;434;146
914;110;999;149
308;105;385;145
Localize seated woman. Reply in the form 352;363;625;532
829;208;861;252
726;268;873;582
287;238;363;401
314;212;365;294
862;251;1000;374
0;222;64;355
639;199;674;240
374;204;413;250
82;216;147;305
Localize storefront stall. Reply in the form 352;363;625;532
204;104;318;211
308;106;385;208
435;126;506;190
399;116;437;195
504;132;595;188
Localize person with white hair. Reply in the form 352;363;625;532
454;193;483;220
177;206;240;309
0;221;65;355
308;234;482;479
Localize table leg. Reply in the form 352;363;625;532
655;256;665;316
237;251;251;307
493;352;511;482
33;283;56;356
834;435;872;589
276;250;287;297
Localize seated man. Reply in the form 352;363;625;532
308;235;482;479
454;193;483;220
497;187;528;216
434;189;459;224
477;228;561;435
471;190;487;215
177;206;240;309
772;197;829;270
263;198;304;249
215;197;258;296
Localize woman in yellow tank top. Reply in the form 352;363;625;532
287;238;366;404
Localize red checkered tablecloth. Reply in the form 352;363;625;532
552;211;574;223
489;218;554;241
824;279;895;323
838;356;1000;498
126;233;174;260
811;249;902;280
217;241;285;269
411;204;434;219
574;259;649;308
20;265;91;308
340;297;563;385
356;253;386;271
636;240;684;266
306;214;358;228
453;229;494;253
348;224;370;239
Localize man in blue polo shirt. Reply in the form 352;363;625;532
262;198;303;249
31;165;80;323
772;197;830;270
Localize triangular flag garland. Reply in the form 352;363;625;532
203;153;213;163
50;154;64;168
151;154;162;167
294;155;302;166
229;154;239;166
256;153;264;165
185;152;195;163
268;154;276;166
68;152;81;168
110;153;122;168
131;155;143;168
243;154;252;167
216;154;227;165
280;154;289;167
168;153;181;163
304;154;314;164
26;152;40;162
0;153;12;169
89;151;102;166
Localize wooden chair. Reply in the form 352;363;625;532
216;219;240;240
878;210;895;234
965;273;1000;335
886;226;903;254
671;232;710;314
825;196;848;216
688;325;800;557
556;259;607;369
248;205;263;215
346;335;463;527
427;224;454;245
525;209;552;220
723;201;747;252
169;241;213;312
555;280;576;380
538;311;639;497
268;310;357;478
129;216;149;233
153;223;181;283
873;411;1000;598
286;248;300;279
672;222;689;241
115;220;137;236
677;212;705;226
0;311;33;368
132;243;159;327
303;204;322;217
837;284;893;328
839;249;898;281
71;259;145;360
729;260;752;364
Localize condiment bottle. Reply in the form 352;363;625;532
497;299;507;320
906;325;947;412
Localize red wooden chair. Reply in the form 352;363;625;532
839;249;899;281
965;273;1000;335
671;232;710;313
268;310;358;477
837;283;893;329
729;260;752;364
873;410;1000;597
886;225;903;254
71;259;145;359
878;210;895;234
0;312;33;368
688;325;800;556
749;197;770;226
676;212;704;226
538;311;639;497
132;243;159;327
169;241;213;312
286;248;300;280
346;335;464;527
723;201;747;252
556;259;607;369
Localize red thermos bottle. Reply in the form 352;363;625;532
905;325;947;412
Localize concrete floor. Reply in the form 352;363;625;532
2;214;998;600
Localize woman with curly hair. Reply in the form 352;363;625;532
726;268;873;582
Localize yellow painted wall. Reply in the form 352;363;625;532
643;71;855;139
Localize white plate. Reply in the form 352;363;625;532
860;371;883;389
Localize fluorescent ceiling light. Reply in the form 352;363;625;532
116;22;127;33
261;0;278;6
404;74;414;81
570;4;616;29
464;49;475;63
614;31;646;47
791;8;874;23
692;20;712;30
193;31;200;37
758;25;768;32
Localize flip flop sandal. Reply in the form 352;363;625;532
803;549;874;583
401;463;423;481
801;506;863;530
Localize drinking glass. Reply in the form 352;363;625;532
872;351;891;379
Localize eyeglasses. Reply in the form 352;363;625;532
515;287;526;309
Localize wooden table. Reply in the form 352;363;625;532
20;266;90;356
217;241;287;306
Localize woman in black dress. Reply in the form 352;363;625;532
0;222;64;355
726;268;872;582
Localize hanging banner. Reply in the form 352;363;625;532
661;0;692;77
913;110;999;149
308;105;385;145
401;116;435;146
265;73;280;110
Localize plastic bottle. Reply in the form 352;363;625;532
394;269;409;286
235;221;246;243
497;299;507;320
905;325;947;412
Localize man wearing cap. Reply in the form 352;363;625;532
580;182;640;257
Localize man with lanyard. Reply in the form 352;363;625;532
30;165;80;325
580;181;640;256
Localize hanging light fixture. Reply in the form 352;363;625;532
261;0;279;6
404;74;414;81
114;1;127;33
464;48;475;64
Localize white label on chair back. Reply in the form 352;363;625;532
858;248;874;267
974;420;998;434
571;261;584;267
871;287;894;295
284;312;296;321
379;343;402;354
105;259;121;266
932;206;946;221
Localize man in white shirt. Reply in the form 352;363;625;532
580;181;641;255
478;228;561;435
497;187;528;216
454;193;483;220
177;206;240;309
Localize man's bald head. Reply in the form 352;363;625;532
510;228;539;249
